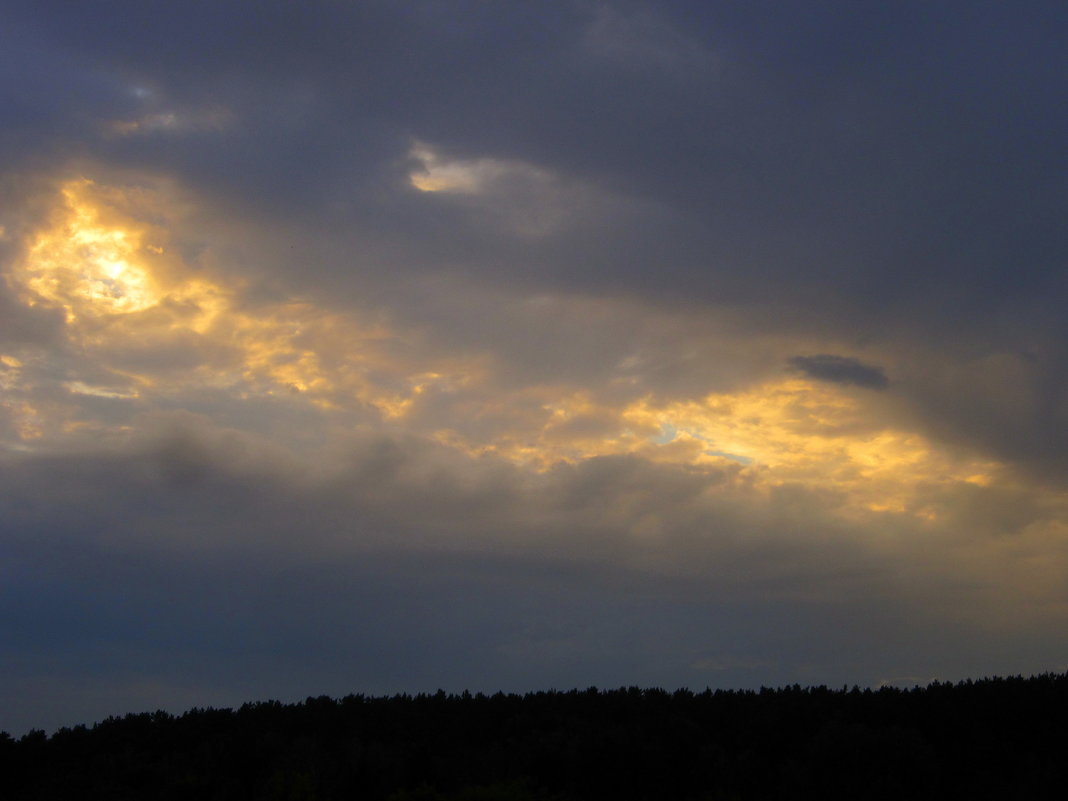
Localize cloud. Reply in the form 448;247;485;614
789;354;889;390
3;0;1068;736
2;418;1068;735
581;3;718;74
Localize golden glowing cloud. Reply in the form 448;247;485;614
3;178;485;444
618;380;1001;519
15;180;160;319
427;377;1003;526
2;177;1011;529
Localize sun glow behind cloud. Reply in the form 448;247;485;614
1;177;487;445
620;382;1001;519
17;180;160;318
0;177;1014;533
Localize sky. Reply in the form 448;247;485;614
2;0;1068;735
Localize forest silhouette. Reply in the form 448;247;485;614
4;673;1068;799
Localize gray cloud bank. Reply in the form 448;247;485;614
3;422;1065;735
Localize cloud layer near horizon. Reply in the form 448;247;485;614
2;0;1068;734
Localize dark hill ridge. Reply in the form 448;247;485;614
4;673;1068;800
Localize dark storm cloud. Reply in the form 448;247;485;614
789;354;888;390
0;27;132;168
5;0;1065;323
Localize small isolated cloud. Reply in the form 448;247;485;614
788;354;888;390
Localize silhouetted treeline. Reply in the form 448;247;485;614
4;673;1068;800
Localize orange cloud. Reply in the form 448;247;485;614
0;177;1020;531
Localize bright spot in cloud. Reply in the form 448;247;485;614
406;140;627;238
408;142;551;195
2;177;487;446
409;142;504;193
14;180;160;318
